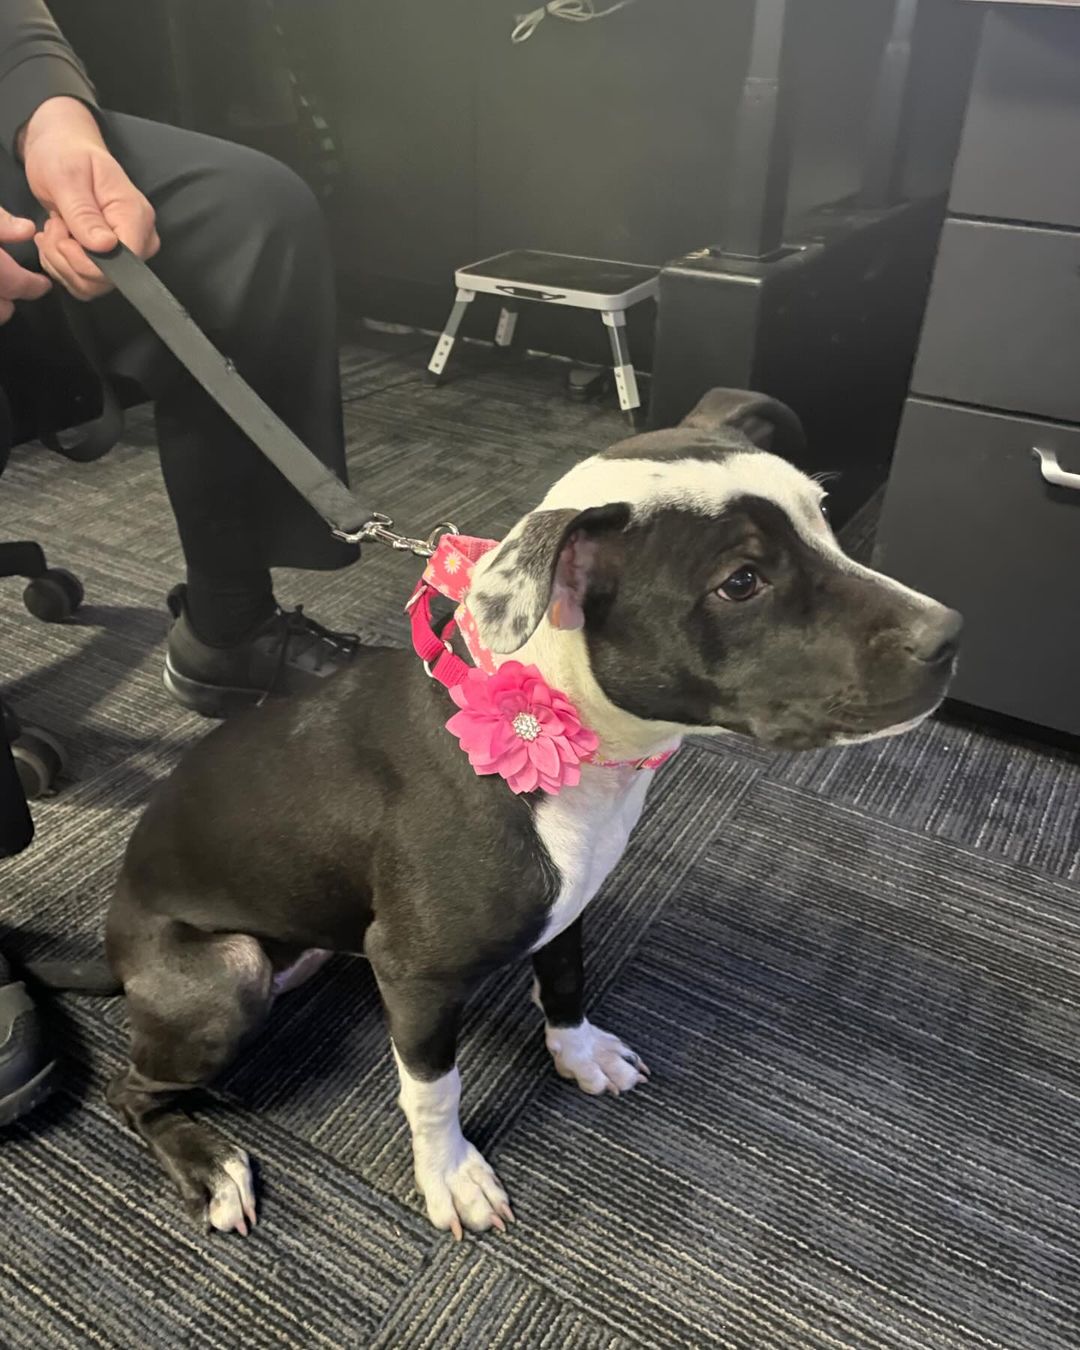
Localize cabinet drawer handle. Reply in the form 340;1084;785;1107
1032;447;1080;491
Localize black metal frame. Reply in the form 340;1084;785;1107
0;701;34;858
0;543;51;858
651;1;946;520
713;0;796;261
859;0;920;208
714;0;921;260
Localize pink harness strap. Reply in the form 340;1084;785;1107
407;533;496;688
407;586;472;688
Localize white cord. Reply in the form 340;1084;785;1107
512;0;637;46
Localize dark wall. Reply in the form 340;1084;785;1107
50;0;180;126
903;0;982;201
52;1;979;352
318;0;753;283
319;0;976;355
310;0;976;281
785;0;977;215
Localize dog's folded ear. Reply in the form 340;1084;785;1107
469;501;631;655
681;388;806;459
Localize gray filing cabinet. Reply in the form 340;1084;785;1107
875;1;1080;737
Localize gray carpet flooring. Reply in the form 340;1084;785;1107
1;339;1079;1349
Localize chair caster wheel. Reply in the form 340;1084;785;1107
11;728;67;800
566;366;610;403
24;568;84;623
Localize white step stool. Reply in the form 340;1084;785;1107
427;249;659;417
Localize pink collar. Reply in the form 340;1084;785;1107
407;534;677;795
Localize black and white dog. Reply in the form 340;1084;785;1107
105;390;960;1238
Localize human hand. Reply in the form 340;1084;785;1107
21;97;160;301
0;207;52;323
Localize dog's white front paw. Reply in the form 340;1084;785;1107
545;1020;649;1096
415;1141;515;1240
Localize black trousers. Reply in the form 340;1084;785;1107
0;110;358;577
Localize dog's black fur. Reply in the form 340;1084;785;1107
583;497;955;748
102;390;959;1236
105;642;568;1229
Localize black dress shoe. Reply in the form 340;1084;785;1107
0;950;57;1127
163;585;361;719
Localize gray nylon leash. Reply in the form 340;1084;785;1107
89;243;374;542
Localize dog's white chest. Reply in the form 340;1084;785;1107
530;769;651;952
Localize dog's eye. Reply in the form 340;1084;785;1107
716;566;762;602
820;498;831;522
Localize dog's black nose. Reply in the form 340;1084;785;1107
906;606;963;665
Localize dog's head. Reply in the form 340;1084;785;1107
468;389;959;751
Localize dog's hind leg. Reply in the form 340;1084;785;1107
106;919;273;1236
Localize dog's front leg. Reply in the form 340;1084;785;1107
377;974;514;1239
532;918;649;1096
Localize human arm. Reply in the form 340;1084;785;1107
0;4;158;301
0;0;97;160
22;95;159;299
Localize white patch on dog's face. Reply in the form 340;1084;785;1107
469;434;957;758
537;449;827;538
469;445;830;666
561;448;940;648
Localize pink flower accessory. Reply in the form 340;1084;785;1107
445;661;599;795
407;533;678;793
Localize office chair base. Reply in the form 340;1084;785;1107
0;1057;57;1128
11;728;66;800
23;568;84;624
2;701;20;743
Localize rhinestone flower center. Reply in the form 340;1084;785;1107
512;711;541;742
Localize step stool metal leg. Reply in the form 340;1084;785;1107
494;304;518;348
427;288;476;384
602;311;641;418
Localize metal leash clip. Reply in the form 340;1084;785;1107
334;514;459;558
